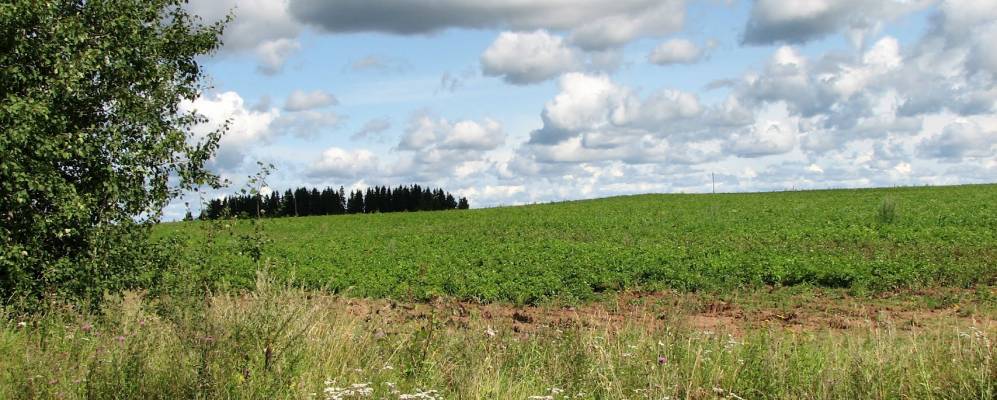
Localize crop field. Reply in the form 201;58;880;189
158;184;997;304
8;184;997;399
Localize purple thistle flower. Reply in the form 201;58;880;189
658;355;667;365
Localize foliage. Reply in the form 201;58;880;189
159;184;997;304
0;0;226;305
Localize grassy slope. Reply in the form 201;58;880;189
158;184;997;304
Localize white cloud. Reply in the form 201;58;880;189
309;147;380;178
182;91;280;171
917;120;997;161
725;119;798;158
481;30;581;85
188;0;301;74
648;38;703;65
256;38;301;75
284;90;338;111
399;115;506;151
529;73;634;145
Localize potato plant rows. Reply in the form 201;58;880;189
159;184;997;304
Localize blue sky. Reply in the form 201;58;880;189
169;0;997;219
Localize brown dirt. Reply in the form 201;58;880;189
321;287;997;337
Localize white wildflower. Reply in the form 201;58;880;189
322;381;372;400
398;389;440;400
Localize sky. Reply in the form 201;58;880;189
168;0;997;219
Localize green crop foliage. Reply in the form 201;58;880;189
158;184;997;305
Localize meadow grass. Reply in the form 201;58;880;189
2;273;994;399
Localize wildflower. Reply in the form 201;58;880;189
399;389;440;400
485;326;497;337
81;322;93;333
658;355;667;365
17;321;27;328
322;381;373;400
114;335;126;344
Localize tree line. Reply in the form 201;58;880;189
197;184;469;220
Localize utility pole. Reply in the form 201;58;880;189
712;173;716;194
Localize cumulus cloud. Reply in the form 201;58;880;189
648;38;703;65
289;0;685;50
188;0;301;74
255;38;301;75
742;0;931;46
182;92;280;171
284;90;338;111
481;30;581;85
520;73;742;166
399;115;506;151
917;120;997;161
725;119;798;158
309;147;379;178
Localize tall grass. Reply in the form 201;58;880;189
2;275;994;399
877;196;899;224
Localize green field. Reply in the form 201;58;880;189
159;184;997;304
8;184;997;399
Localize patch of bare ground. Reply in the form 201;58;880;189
317;287;997;337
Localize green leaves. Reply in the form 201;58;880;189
1;0;227;306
